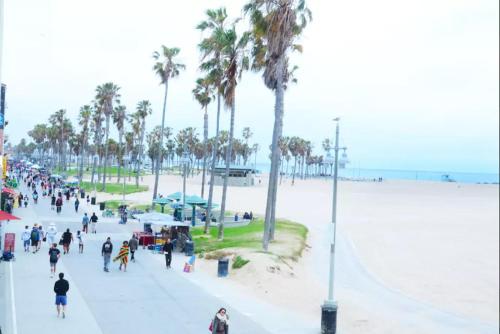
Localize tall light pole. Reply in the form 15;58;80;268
321;117;343;334
180;146;189;222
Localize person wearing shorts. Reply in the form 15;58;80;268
53;272;70;318
48;244;61;278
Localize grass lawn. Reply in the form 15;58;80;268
80;182;148;195
53;166;149;177
103;200;173;214
191;218;308;259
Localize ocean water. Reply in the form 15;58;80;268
252;163;499;184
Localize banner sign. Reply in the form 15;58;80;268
0;84;5;129
4;232;15;252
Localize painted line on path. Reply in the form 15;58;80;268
9;261;18;334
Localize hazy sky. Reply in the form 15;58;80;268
2;0;499;173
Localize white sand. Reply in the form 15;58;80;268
97;173;499;331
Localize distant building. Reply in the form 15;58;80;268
213;166;256;187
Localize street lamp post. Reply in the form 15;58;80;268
180;147;189;222
321;118;343;334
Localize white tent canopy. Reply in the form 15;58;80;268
134;212;190;227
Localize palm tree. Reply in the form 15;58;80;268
152;46;185;203
197;7;229;234
90;102;104;185
134;100;152;187
78;105;92;180
216;24;251;240
28;124;48;161
113;105;128;183
245;0;312;250
193;77;214;198
95;83;121;190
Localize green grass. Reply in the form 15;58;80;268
80;182;148;195
103;200;174;214
191;218;308;258
232;256;250;269
53;166;148;177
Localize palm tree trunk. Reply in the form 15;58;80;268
263;58;285;249
218;99;236;241
205;93;222;233
201;108;209;198
117;130;123;183
137;124;145;187
102;115;110;191
153;80;169;202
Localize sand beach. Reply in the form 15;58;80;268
96;173;499;333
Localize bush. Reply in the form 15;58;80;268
232;256;250;269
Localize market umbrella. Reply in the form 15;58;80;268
31;164;41;169
166;192;182;201
185;195;208;226
153;197;172;213
50;174;63;179
0;210;20;220
1;188;16;196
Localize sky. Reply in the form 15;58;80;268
2;0;499;173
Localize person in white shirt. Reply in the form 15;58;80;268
46;223;58;246
21;226;31;252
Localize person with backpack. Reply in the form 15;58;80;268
101;237;113;272
211;308;229;334
21;226;31;252
48;243;61;278
61;229;73;254
90;212;98;234
53;272;69;318
31;225;40;253
82;213;90;234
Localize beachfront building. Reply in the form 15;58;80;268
213;166;256;187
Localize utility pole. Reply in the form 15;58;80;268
0;0;5;157
321;118;342;334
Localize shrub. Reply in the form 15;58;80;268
232;256;250;269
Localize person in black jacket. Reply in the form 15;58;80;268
163;238;173;269
54;272;70;318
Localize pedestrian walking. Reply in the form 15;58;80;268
56;197;63;214
211;308;229;334
163;238;173;269
30;225;40;253
77;231;84;253
61;229;73;254
23;195;29;208
128;235;138;262
46;223;58;245
86;195;90;205
90;212;98;234
82;213;90;234
101;237;113;272
21;226;31;252
37;225;45;251
113;241;129;272
53;273;69;319
74;198;80;213
48;243;61;278
51;194;56;210
17;193;23;207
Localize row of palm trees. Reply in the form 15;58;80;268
18;0;312;249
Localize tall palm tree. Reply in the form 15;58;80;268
113;105;127;183
216;24;251;240
152;46;185;203
134;100;152;187
90;102;104;185
193;77;214;198
78;105;92;180
197;7;229;234
245;0;312;250
95;83;121;190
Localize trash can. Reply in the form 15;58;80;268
99;202;105;211
91;197;96;205
80;190;85;199
184;241;194;256
217;258;229;277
